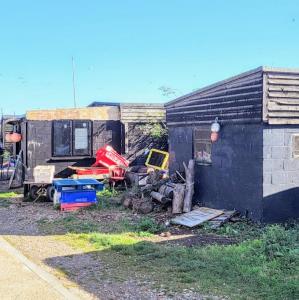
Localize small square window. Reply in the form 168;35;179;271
193;127;212;165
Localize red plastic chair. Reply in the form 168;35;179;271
109;165;127;191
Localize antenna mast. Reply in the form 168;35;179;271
72;56;77;108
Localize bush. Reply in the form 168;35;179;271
135;217;165;234
261;225;298;260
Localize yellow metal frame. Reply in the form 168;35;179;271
145;149;169;170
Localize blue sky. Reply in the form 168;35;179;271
0;0;299;115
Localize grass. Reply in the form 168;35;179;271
0;191;20;207
35;198;298;299
199;219;265;242
0;191;20;198
50;218;298;299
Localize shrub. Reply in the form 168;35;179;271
135;217;165;234
261;225;298;260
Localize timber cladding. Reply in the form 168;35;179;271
26;106;120;121
263;67;299;124
165;67;264;126
165;66;299;126
120;104;166;123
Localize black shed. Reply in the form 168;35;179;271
165;66;299;222
20;103;166;179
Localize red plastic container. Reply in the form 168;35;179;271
76;167;110;176
61;202;94;211
92;145;129;168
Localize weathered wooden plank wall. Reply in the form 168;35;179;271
120;104;166;158
264;68;299;124
120;104;165;123
165;68;263;126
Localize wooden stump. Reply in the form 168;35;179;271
183;159;195;213
172;183;185;214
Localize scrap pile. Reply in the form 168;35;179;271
69;145;129;185
124;150;238;228
123;148;196;215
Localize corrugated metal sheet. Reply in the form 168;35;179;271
165;67;263;126
264;68;299;124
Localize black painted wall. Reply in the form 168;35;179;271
169;124;264;221
25;120;121;178
169;123;299;222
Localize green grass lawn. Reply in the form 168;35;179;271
38;209;299;300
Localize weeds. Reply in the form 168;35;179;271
135;217;165;234
261;224;298;260
60;221;299;300
0;192;19;198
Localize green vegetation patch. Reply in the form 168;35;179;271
0;191;19;198
61;223;299;300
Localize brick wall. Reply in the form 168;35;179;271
263;125;299;222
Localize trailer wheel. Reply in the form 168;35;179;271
46;186;55;202
29;185;39;200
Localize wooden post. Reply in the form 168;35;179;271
172;183;185;214
183;159;195;213
124;122;129;154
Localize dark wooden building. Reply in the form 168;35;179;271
165;66;299;222
21;103;166;178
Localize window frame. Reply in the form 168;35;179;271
193;126;212;165
52;120;92;158
292;134;299;158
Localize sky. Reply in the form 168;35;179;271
0;0;299;115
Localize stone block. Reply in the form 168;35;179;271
263;146;271;159
271;146;290;159
271;171;287;185
283;159;299;171
263;172;272;184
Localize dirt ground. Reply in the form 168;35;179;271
0;195;229;300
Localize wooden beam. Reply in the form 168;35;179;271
268;118;299;125
268;79;299;86
167;104;262;116
268;102;299;111
268;86;299;93
268;74;299;80
269;98;299;105
268;111;299;117
268;92;299;99
167;117;261;126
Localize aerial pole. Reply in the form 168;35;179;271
72;56;77;108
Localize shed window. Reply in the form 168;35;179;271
193;127;212;164
292;134;299;158
52;120;91;157
73;121;90;156
52;121;72;156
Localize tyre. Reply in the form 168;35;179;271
29;185;39;200
46;185;55;202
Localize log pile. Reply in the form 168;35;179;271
122;159;195;215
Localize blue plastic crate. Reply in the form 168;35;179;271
60;189;97;204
